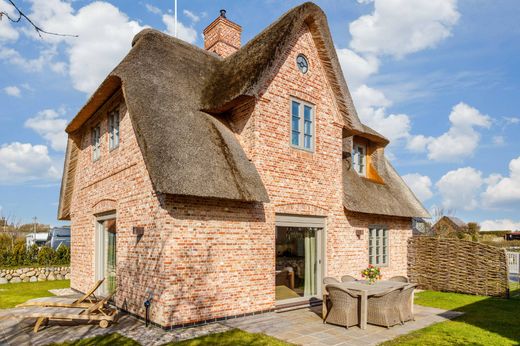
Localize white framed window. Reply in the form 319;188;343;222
291;99;314;151
369;227;388;266
108;109;120;150
353;143;366;176
91;125;101;161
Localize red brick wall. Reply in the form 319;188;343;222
70;23;413;327
203;17;241;57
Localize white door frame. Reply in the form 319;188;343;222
95;212;116;296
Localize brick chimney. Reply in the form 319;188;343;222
203;9;242;58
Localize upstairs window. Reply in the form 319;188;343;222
91;125;101;161
291;99;314;151
369;227;388;266
353;143;366;176
108;109;120;150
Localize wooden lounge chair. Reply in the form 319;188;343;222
17;279;105;309
340;275;357;282
323;284;360;329
366;287;402;328
1;290;117;333
388;276;409;283
398;283;418;323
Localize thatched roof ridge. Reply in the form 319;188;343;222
343;158;430;218
201;2;364;132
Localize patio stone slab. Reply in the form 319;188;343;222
224;304;464;346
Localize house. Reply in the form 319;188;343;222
46;226;71;250
57;3;429;328
25;232;49;248
506;232;520;241
432;216;467;238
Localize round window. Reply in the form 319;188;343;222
296;54;309;74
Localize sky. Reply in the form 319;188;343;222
0;0;519;230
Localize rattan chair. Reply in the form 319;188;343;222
367;287;402;328
388;276;409;283
323;277;340;284
340;275;357;282
324;284;360;329
398;283;417;323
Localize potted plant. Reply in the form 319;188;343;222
361;264;382;284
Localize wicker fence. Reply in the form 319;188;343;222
408;236;509;297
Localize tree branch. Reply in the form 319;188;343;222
0;0;78;38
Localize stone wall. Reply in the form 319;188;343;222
0;266;70;284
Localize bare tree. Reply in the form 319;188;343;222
431;206;456;224
0;0;77;38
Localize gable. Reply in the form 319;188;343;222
201;2;364;134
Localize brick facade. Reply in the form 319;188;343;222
69;22;413;327
203;15;241;58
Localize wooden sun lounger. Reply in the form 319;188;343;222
1;290;118;332
17;279;105;309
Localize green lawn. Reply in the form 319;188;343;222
381;287;520;346
0;280;70;309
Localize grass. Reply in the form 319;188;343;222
47;333;139;346
0;279;70;309
381;287;520;346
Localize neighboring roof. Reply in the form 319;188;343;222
342;158;430;218
434;216;467;230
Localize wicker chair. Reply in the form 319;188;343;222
340;275;357;282
367;287;402;328
388;276;409;283
398;283;417;323
323;277;340;284
324;284;360;329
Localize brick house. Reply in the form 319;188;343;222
58;3;429;327
432;216;467;238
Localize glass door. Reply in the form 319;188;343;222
95;215;117;296
275;226;323;301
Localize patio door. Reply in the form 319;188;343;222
95;213;117;296
275;214;325;303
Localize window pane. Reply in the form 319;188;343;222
304;135;312;149
292;101;300;116
304;105;312;121
292;131;299;146
292;116;300;132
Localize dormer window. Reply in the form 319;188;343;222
291;99;314;151
353;143;366;176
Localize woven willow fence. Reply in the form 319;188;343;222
408;237;509;297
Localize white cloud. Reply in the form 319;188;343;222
352;85;411;143
145;3;162;15
0;0;19;42
337;49;379;90
481;219;520;231
408;102;490;161
436;167;483;211
482;156;520;207
492;135;505;146
0;46;64;73
25;108;68;151
162;13;197;44
3;86;21;97
503;116;519;125
0;142;60;184
402;173;433;202
349;0;460;58
183;9;200;23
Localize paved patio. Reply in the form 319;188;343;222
0;295;463;346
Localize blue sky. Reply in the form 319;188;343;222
0;0;519;230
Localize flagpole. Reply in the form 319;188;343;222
174;0;178;38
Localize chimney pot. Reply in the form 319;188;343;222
220;9;227;18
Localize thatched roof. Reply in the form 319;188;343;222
342;158;430;218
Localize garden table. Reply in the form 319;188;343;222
323;280;408;329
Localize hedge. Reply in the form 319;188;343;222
0;242;70;268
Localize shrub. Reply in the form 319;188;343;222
55;245;70;265
37;246;56;266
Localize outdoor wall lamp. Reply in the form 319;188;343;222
356;229;364;239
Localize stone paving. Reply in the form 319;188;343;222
224;305;464;346
0;293;463;346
